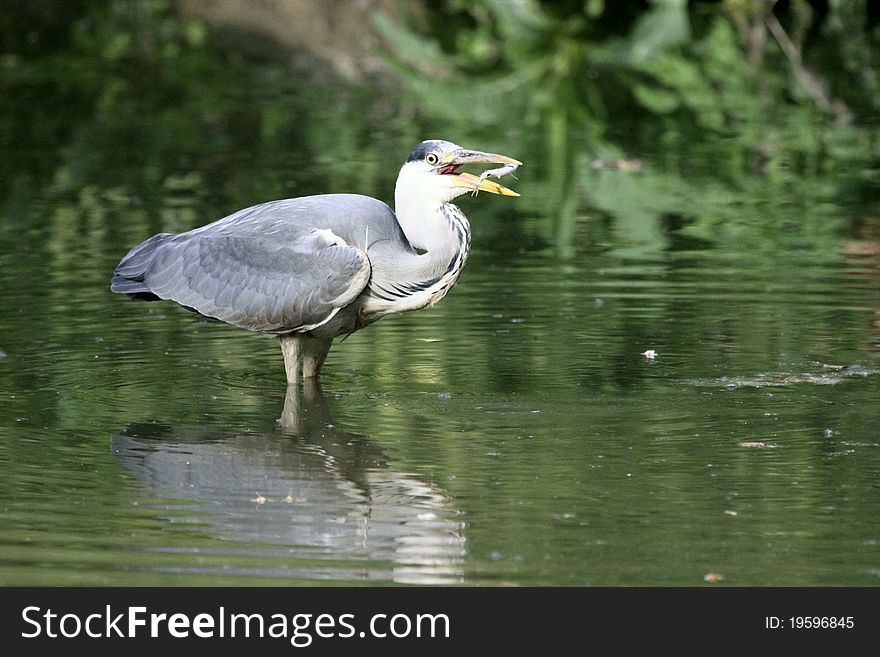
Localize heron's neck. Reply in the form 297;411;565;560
394;184;470;278
364;180;470;315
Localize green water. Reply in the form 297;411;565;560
2;206;878;585
1;3;879;586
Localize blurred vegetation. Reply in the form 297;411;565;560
0;0;417;239
375;0;880;254
1;0;878;260
374;0;880;255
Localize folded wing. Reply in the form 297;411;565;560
113;228;370;334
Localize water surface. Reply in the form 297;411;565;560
2;208;878;585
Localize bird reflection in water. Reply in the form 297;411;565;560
111;382;466;584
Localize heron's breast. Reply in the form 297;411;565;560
361;253;468;321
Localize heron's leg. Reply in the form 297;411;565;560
301;336;333;379
302;376;323;404
279;379;302;433
278;334;302;385
279;376;324;434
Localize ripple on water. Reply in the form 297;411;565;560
684;365;880;389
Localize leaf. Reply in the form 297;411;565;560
631;83;680;113
627;0;690;63
371;11;450;79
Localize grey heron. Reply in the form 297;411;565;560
111;139;521;383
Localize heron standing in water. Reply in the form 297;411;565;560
111;140;521;383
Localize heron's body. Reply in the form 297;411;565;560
111;140;520;383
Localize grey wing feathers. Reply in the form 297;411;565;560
208;195;412;253
115;227;370;334
110;233;175;298
110;194;412;333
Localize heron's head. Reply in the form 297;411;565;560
395;140;521;209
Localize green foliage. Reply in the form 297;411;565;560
373;0;880;256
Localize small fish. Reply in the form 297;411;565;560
472;163;519;195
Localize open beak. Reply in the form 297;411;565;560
441;148;522;197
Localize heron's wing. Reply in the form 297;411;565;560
143;229;370;333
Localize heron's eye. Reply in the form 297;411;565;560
425;153;439;165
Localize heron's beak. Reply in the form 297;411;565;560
442;149;522;197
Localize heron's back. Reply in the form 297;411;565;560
192;194;410;250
